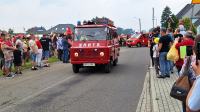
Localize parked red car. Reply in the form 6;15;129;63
126;33;148;47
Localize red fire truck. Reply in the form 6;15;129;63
70;19;120;73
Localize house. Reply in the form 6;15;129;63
26;27;47;35
47;24;75;34
177;4;200;34
177;4;200;26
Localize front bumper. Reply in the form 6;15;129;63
71;60;110;65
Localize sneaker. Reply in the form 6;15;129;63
157;75;165;79
165;75;170;78
31;67;38;70
43;65;48;67
44;64;50;67
6;74;14;78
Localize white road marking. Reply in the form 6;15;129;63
0;75;76;112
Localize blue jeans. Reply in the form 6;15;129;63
62;49;69;63
170;61;174;72
159;52;170;76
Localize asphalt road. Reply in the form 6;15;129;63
0;47;149;112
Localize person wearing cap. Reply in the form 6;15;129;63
153;37;160;76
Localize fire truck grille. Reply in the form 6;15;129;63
80;50;99;58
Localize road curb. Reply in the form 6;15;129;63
149;68;159;112
135;67;152;112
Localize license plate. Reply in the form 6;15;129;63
83;63;95;67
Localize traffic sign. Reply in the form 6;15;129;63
192;0;200;4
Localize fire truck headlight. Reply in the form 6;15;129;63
100;52;105;57
74;52;79;57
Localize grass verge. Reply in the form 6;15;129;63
0;56;59;76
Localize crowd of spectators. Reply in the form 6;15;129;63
0;31;72;78
149;19;200;111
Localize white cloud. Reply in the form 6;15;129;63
0;0;191;32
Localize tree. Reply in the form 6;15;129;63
161;6;172;28
183;17;197;34
117;27;124;35
183;17;191;30
8;28;14;35
170;14;179;30
123;29;134;35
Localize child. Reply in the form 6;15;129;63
153;38;160;76
13;44;22;74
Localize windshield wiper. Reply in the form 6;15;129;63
86;35;94;37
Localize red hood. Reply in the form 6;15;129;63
128;38;138;41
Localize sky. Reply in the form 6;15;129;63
0;0;191;32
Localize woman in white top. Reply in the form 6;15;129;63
186;35;200;112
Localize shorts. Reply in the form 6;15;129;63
30;53;37;62
43;50;50;59
4;60;12;68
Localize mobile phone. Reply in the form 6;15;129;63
197;42;200;60
186;46;193;56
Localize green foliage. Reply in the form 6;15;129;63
117;27;134;35
0;56;59;76
91;17;114;25
8;28;14;35
171;14;179;31
161;6;172;28
183;17;197;34
117;27;124;35
183;17;191;30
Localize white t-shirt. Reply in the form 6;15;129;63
153;44;159;58
29;39;38;53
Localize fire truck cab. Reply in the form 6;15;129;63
70;22;119;73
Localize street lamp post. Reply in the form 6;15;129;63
133;17;142;33
139;18;141;33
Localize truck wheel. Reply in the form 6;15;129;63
136;43;141;47
72;64;79;73
104;62;111;73
113;58;118;66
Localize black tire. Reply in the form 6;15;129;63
104;62;111;73
113;58;118;66
72;64;79;73
128;45;131;48
136;43;141;47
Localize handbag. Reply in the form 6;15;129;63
167;43;179;61
170;57;192;102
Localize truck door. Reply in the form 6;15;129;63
113;31;119;59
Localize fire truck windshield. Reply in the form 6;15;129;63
74;27;107;41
